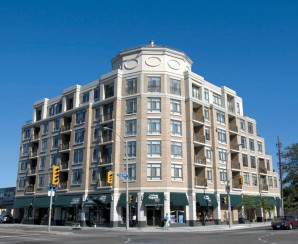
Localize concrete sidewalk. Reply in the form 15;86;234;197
0;222;271;234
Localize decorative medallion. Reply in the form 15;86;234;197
124;59;138;70
168;59;180;70
145;57;161;67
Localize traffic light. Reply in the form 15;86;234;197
129;195;133;203
52;165;60;185
239;176;243;185
222;197;227;204
107;171;113;184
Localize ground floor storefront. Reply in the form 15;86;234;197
13;191;280;227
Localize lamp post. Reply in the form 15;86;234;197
103;127;129;230
276;136;284;217
225;144;242;228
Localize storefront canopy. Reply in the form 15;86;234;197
118;192;138;207
14;197;33;208
54;194;82;207
85;194;112;206
170;193;189;206
33;196;51;208
143;192;164;206
220;194;242;207
196;193;218;207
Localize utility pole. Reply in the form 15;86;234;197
276;136;284;216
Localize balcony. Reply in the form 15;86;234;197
193;134;205;144
259;167;267;174
59;143;70;151
60;161;69;170
100;113;113;122
31;133;40;141
195;177;207;187
194;155;206;165
232;179;242;189
261;184;269;192
193;113;204;123
229;124;238;133
100;134;112;143
98;156;112;164
231;161;241;170
29;151;38;158
58;182;68;190
27;167;37;175
26;185;35;193
97;179;110;188
60;124;72;133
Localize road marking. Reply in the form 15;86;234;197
0;234;40;239
121;236;131;243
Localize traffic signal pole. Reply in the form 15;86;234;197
48;186;53;232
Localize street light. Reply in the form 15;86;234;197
276;136;284;217
225;143;242;228
103;126;129;230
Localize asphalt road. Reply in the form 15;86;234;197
0;226;297;244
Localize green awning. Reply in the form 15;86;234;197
263;196;277;206
118;192;138;207
86;194;112;206
54;195;82;207
14;197;33;208
196;193;218;206
276;197;281;206
143;192;164;206
33;196;51;208
170;193;189;206
220;194;242;206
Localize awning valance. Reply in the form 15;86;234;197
170;193;189;206
118;192;138;207
33;196;51;208
14;197;33;208
143;192;164;206
196;193;218;207
220;194;242;206
85;194;112;206
54;195;82;207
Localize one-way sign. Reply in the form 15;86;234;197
117;173;128;178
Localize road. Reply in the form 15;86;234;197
0;225;297;244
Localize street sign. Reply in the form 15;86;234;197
116;173;128;178
204;195;210;200
48;190;55;197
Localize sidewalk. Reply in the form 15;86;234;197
0;222;271;234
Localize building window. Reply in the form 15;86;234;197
257;141;263;153
218;149;227;164
192;85;201;100
268;176;273;188
39;156;46;170
81;91;90;104
250;156;256;168
94;87;100;102
125;163;136;180
249;139;255;151
205;126;211;141
20;160;28;173
74;148;84;164
126;98;137;115
274;177;277;188
127;141;136;158
204;89;209;102
147;163;161;180
171;164;182;181
91;168;98;184
171;120;182;136
212;93;222;106
206;147;211;161
204;107;209;121
216;110;225;124
41;139;47;152
252;173;258;186
76;110;86;125
51;154;58;167
244;173;250;186
217;129;226;144
95;107;100;121
148;76;161;92
170;99;181;115
147;140;161;157
171;141;182;158
75;128;85;144
148;118;161;134
93;146;99;162
22;143;29;157
236;103;240;114
241;136;247;149
52;136;59;149
147;97;161;113
207;168;212;182
240;119;245;131
24;128;30;140
266;159;270;171
72;169;83;185
125;119;137;136
53;118;60;131
19;177;26;190
220;169;227;182
43;122;49;135
126;78;137;95
170;78;181;95
248;122;254;134
94;125;100;141
242;154;248;167
38;174;45;188
105;83;114;98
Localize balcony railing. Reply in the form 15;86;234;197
231;161;241;169
194;155;206;165
59;143;70;151
98;179;109;187
232;179;242;189
31;133;40;141
100;113;113;122
193;134;205;143
59;182;68;190
259;167;267;174
193;113;204;123
101;134;112;143
99;156;112;164
26;185;35;193
261;184;269;191
195;177;207;187
28;167;36;175
229;124;238;133
60;161;69;170
29;151;38;158
230;144;241;151
60;124;71;133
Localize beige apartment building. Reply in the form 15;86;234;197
14;41;280;227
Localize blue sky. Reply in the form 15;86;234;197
0;0;297;187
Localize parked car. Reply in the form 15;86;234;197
271;216;298;230
0;215;13;223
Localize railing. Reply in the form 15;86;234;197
100;113;113;122
193;113;204;123
101;134;112;143
195;177;207;187
60;162;69;170
229;124;238;133
59;182;68;190
60;124;71;133
193;134;205;143
28;168;36;175
99;156;112;164
232;179;242;189
231;161;241;169
26;185;35;193
98;179;109;187
259;167;267;174
31;133;40;141
194;155;206;165
59;143;70;151
29;151;38;158
230;144;241;151
261;184;269;191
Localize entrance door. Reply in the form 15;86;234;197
147;207;161;226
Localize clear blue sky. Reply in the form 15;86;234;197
1;0;297;187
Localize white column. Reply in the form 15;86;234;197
111;192;121;225
188;193;197;224
164;192;170;215
213;193;221;222
138;193;145;222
